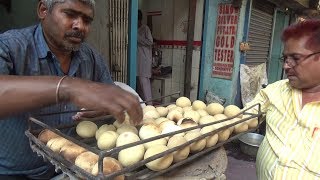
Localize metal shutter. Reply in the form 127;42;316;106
246;0;275;65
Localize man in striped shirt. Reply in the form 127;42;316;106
245;19;320;179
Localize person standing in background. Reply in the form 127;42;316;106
137;9;153;105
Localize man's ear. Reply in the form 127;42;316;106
37;1;48;20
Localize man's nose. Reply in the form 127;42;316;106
283;61;291;69
73;17;85;30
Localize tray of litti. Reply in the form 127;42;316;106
25;96;263;180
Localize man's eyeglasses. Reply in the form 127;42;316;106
279;51;320;67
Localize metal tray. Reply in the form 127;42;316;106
25;103;263;179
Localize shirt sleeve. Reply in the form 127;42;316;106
0;39;14;75
243;86;271;117
138;26;153;47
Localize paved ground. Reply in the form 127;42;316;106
225;141;257;180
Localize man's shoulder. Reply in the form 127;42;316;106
0;25;38;46
79;42;105;59
265;79;291;93
269;79;289;87
79;42;95;53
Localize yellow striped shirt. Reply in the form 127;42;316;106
244;79;320;179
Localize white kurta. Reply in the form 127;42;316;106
137;24;153;78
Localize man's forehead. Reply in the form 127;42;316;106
54;0;94;17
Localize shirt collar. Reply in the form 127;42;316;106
34;24;51;59
34;24;83;62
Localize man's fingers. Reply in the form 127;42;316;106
113;110;125;124
79;111;107;118
115;91;143;126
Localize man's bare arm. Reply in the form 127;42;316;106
0;75;143;125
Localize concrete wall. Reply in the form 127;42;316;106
0;0;38;32
85;0;110;66
199;0;248;105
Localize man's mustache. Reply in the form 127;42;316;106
65;31;85;40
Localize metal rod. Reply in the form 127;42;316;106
35;91;181;116
141;91;181;104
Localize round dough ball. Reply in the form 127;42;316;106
38;129;60;144
192;100;206;110
91;157;124;180
75;151;98;173
224;105;242;118
156;106;169;117
243;115;259;129
116;125;138;135
209;115;230;142
218;126;231;142
113;119;129;129
170;106;184;113
159;120;176;131
226;117;243;134
113;113;131;128
116;132;141;147
161;124;185;139
155;117;169;125
47;137;72;153
183;110;201;123
138;124;167;149
76;121;98;138
177;118;199;132
184;131;206;153
60;143;87;163
95;124;116;140
176;97;191;108
118;144;145;167
213;113;228;121
197;109;209;117
143;105;156;113
199;115;216;125
144;145;173;171
200;126;219;148
142;118;156;124
183;106;193;112
167;136;190;162
143;132;167;149
116;131;145;167
139;123;161;140
167;110;183;122
206;103;224;116
143;110;160;119
97;131;119;150
166;104;177;110
234;122;249;134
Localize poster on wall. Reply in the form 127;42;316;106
212;3;239;79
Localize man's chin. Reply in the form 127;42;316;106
288;80;303;89
64;44;81;51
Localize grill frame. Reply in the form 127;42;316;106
25;103;264;179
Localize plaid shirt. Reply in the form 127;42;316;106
0;24;113;176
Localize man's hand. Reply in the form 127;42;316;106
62;78;143;126
72;108;108;121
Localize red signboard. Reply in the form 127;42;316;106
212;4;239;79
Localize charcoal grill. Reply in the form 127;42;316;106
25;103;263;179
